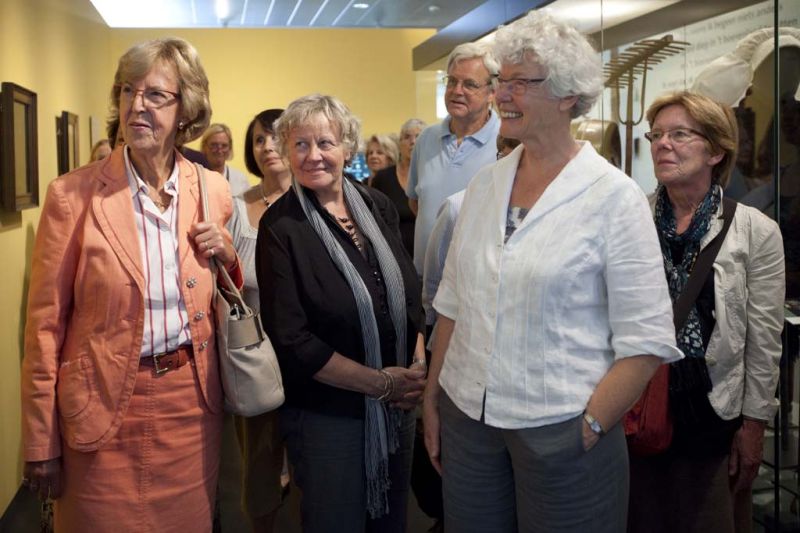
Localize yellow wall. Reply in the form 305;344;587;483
0;0;112;509
0;1;435;512
109;27;437;178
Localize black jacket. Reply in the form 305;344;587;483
256;182;424;419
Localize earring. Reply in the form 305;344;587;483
178;121;185;130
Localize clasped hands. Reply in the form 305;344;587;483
379;359;427;411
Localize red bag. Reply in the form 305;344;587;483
623;364;672;456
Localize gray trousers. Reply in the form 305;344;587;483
439;392;628;533
280;407;415;533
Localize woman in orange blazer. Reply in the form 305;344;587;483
20;37;241;532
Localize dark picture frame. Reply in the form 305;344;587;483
57;111;79;175
0;82;39;211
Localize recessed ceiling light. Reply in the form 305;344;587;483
353;3;369;8
215;0;230;20
428;4;440;13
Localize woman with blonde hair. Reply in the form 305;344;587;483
89;139;111;162
257;93;427;532
202;122;250;196
365;133;399;186
20;37;240;532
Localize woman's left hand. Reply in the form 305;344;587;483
729;418;766;493
190;222;236;266
581;418;600;452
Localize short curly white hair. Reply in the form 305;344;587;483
273;93;361;163
493;11;603;118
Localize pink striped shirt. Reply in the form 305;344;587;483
124;147;192;356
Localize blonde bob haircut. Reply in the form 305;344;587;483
274;93;361;164
366;134;399;166
201;123;234;160
108;37;212;147
645;91;738;189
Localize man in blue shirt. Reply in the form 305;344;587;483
407;42;500;290
405;41;500;533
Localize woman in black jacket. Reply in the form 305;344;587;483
255;93;427;533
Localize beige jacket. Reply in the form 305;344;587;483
650;193;785;421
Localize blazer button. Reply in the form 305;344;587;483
186;277;197;288
199;340;209;350
194;311;205;321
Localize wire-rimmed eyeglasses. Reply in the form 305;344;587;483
117;83;181;109
644;128;708;144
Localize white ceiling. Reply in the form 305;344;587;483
89;0;487;28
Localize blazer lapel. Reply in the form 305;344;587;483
93;148;145;291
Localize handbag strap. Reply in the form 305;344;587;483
195;163;248;311
672;197;737;331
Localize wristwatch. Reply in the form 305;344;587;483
583;411;605;437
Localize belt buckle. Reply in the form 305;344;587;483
152;352;172;375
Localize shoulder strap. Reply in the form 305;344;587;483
672;197;737;331
195;163;249;310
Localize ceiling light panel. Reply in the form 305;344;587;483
90;0;487;28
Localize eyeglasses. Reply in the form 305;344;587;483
118;83;180;109
442;75;492;94
644;128;707;144
494;77;547;96
208;142;230;152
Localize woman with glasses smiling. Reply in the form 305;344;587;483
201;123;251;197
421;12;681;532
20;37;240;532
628;91;784;533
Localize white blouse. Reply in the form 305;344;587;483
434;142;683;429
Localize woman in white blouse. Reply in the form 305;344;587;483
421;11;682;533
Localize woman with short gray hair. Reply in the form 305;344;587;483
257;93;427;532
422;11;681;532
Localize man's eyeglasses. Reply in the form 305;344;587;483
644;128;707;144
118;83;180;109
442;75;492;94
494;77;547;96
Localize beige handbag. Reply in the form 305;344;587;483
197;164;284;416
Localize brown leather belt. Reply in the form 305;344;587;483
140;345;194;375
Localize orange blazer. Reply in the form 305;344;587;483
21;148;235;462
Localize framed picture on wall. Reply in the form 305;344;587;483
89;115;102;148
57;111;79;175
0;82;39;211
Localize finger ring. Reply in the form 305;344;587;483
21;477;30;485
202;241;208;250
209;247;215;256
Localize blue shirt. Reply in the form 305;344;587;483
406;111;500;273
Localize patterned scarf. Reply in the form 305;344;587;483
654;184;720;358
293;177;407;518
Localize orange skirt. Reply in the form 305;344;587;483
55;359;223;533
